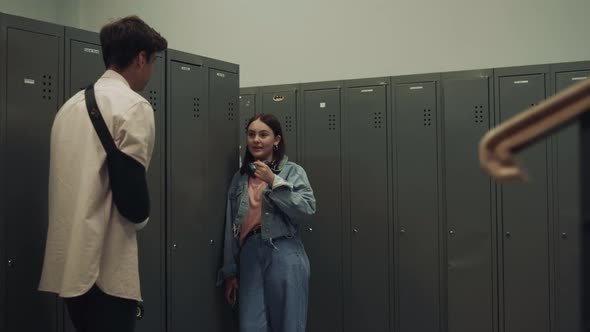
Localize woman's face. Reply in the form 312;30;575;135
247;119;281;161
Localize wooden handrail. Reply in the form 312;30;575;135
479;78;590;181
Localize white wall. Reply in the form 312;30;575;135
0;0;59;24
3;0;590;87
0;0;81;30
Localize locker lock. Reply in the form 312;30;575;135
505;232;511;239
209;240;215;246
449;230;456;237
172;244;178;250
307;227;313;233
7;259;14;268
136;303;144;320
400;228;406;235
353;228;359;234
561;233;567;239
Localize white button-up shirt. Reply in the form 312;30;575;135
38;70;155;301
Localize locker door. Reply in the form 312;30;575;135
302;88;343;332
67;40;103;96
239;94;256;156
347;85;389;332
498;74;550;332
136;55;166;332
168;60;209;331
553;70;589;332
443;77;494;332
4;27;60;332
395;81;439;332
262;91;298;162
206;68;239;331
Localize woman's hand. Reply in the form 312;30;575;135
254;161;275;185
225;276;239;305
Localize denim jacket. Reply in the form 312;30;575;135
217;157;316;284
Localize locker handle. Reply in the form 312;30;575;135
172;244;178;250
400;228;406;235
353;228;358;234
505;232;511;239
7;259;14;268
561;233;567;239
307;227;313;233
449;230;456;237
209;240;215;246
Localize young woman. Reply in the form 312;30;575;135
218;113;316;332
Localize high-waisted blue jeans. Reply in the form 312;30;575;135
239;235;310;332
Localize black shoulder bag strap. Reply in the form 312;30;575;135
84;84;117;155
83;84;150;224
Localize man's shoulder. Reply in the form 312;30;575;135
95;83;151;115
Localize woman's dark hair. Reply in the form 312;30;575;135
240;114;286;174
99;15;168;70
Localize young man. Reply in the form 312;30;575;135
38;16;167;332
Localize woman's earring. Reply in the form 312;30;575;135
273;145;278;151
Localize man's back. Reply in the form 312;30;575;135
39;70;155;301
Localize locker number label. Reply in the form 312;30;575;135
84;48;100;55
216;72;226;78
24;78;35;85
572;76;588;81
181;66;191;71
320;102;326;108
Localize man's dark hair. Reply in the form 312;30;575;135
99;15;167;69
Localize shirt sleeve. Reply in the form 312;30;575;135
266;166;316;221
114;101;156;169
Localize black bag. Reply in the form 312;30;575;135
84;84;150;223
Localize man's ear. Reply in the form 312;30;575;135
137;51;148;68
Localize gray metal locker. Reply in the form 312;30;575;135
442;70;496;332
167;50;209;331
393;75;440;332
239;87;258;161
344;78;391;332
261;85;299;162
64;27;103;98
550;61;590;332
301;81;344;332
495;66;551;332
205;58;240;331
0;13;64;332
136;54;166;332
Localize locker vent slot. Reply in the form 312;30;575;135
228;101;235;121
285;115;293;132
41;74;54;101
148;90;158;112
374;112;383;129
423;109;432;127
474;105;485;124
328;114;337;131
193;97;200;119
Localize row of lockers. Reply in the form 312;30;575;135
0;13;239;332
240;63;590;332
